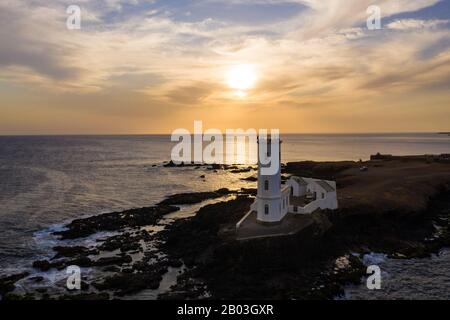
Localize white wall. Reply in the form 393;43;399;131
287;178;338;214
256;139;284;223
257;199;284;223
286;179;307;197
281;186;290;216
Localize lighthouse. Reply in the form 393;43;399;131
236;136;339;237
235;136;338;237
256;137;288;223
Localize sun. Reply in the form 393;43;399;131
226;64;257;96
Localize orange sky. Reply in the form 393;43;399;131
1;0;450;134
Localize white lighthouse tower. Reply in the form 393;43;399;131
235;136;339;236
256;137;287;224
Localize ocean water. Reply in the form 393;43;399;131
344;250;450;300
0;133;449;296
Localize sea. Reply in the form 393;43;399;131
0;133;449;299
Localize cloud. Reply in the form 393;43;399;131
0;0;450;134
1;0;446;92
386;19;450;30
285;0;443;39
0;1;83;81
165;82;220;105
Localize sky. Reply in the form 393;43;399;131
0;0;450;134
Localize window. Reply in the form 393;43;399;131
264;205;269;215
322;193;325;199
294;206;298;213
264;180;269;191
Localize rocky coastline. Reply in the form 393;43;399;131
1;156;450;300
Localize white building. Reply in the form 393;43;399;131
245;138;338;225
285;176;338;215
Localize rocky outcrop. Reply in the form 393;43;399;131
158;195;356;299
94;255;132;267
285;161;355;181
54;205;179;240
94;272;162;296
158;188;232;206
98;230;151;252
5;156;450;300
158;183;450;299
241;175;257;182
52;246;98;259
0;272;29;296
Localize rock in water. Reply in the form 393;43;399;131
158;189;232;206
0;272;30;295
54;205;179;239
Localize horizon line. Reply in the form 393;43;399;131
0;131;448;137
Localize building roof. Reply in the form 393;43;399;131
315;180;335;192
292;176;308;185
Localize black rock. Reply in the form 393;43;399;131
164;160;177;167
240;188;257;196
158;189;232;206
168;258;183;268
94;272;162;296
32;260;51;272
98;233;143;253
0;272;30;295
53;246;89;259
69;256;93;268
54;205;179;240
103;266;120;273
94;255;132;267
30;276;44;283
